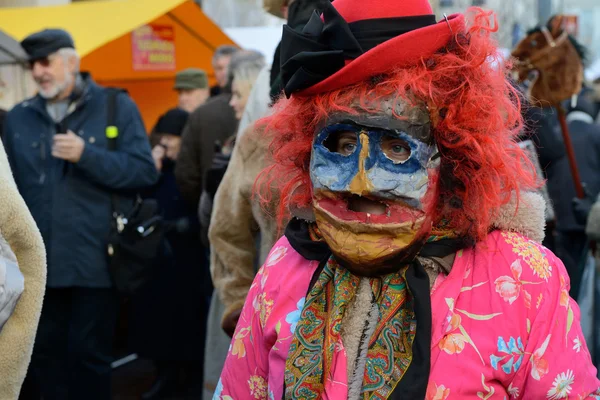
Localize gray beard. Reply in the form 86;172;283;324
38;72;74;101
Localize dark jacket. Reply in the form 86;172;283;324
174;93;237;208
2;74;158;288
521;106;565;174
130;163;207;361
546;113;600;232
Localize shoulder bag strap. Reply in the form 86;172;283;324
106;88;123;226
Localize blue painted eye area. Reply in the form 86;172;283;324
340;141;357;156
321;124;360;157
381;135;411;163
323;128;359;157
311;121;436;200
317;122;416;163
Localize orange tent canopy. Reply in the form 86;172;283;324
84;1;236;129
0;0;237;130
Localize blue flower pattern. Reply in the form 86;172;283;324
285;297;305;334
213;378;224;399
490;336;524;374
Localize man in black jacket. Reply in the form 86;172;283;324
4;29;157;400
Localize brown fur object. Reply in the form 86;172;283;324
512;16;584;106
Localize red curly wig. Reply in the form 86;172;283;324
257;8;537;242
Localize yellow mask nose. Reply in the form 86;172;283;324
348;132;373;196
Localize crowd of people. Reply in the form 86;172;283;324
0;0;600;399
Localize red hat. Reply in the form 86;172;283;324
280;0;465;97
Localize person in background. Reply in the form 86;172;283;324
200;51;266;242
234;65;271;140
150;68;210;147
4;29;158;400
175;50;261;211
210;45;238;97
518;88;564;254
228;57;266;122
209;0;331;341
199;51;265;400
557;88;600;299
129;108;206;400
174;68;210;113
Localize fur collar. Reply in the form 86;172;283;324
491;191;546;244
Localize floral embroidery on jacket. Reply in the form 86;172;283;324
216;233;600;400
426;382;450;400
546;370;574;399
494;259;542;307
490;336;525;374
248;375;268;399
502;232;552;281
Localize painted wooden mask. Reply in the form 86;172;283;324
310;97;440;275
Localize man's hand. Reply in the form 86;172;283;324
151;145;165;172
52;130;85;163
573;184;594;225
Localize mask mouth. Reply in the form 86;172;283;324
314;191;424;225
347;194;388;216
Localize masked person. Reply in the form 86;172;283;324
215;1;600;399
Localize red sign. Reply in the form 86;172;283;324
132;24;176;71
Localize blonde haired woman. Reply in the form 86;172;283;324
228;51;267;121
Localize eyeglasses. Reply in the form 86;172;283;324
27;54;57;70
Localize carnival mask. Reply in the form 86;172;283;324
310;99;440;275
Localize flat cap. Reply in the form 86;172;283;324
174;68;208;90
21;28;75;60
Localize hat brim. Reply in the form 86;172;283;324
26;48;59;61
297;13;465;96
173;84;203;90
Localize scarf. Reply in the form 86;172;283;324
284;218;467;399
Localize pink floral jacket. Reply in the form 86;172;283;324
216;231;600;399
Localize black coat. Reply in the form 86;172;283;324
546;115;600;232
129;164;208;361
174;94;238;209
